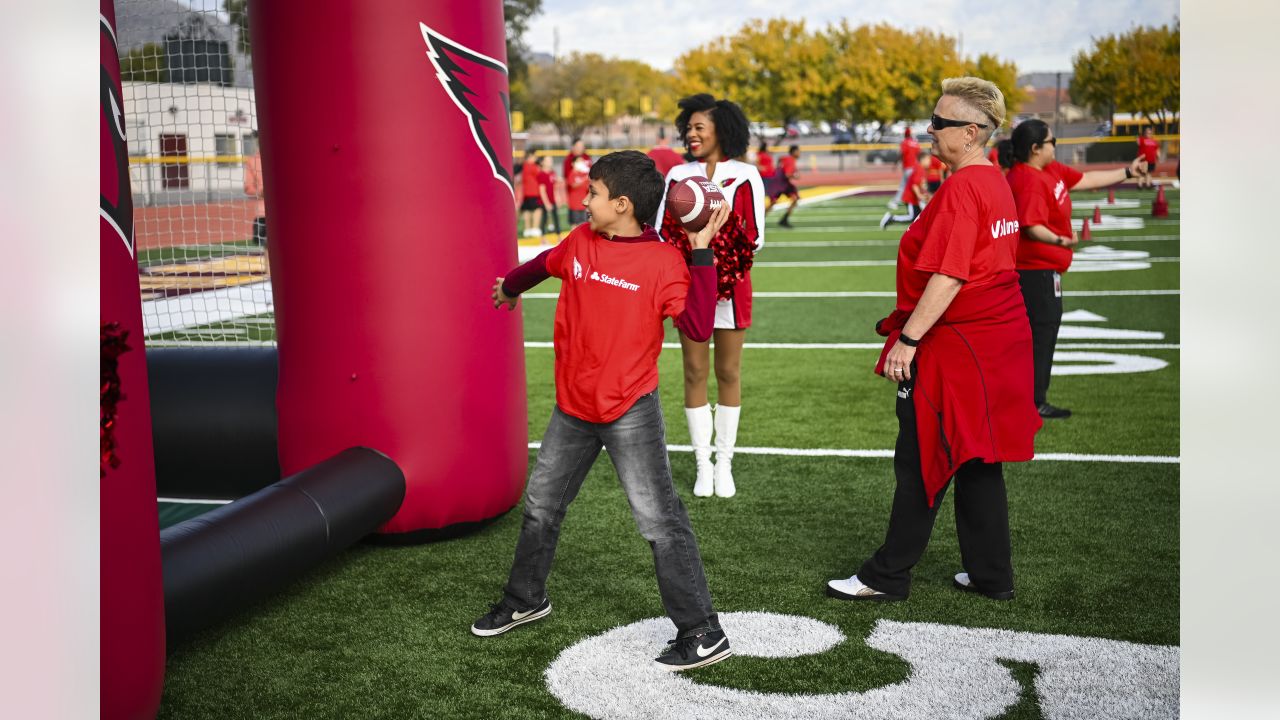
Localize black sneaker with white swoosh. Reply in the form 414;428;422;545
470;597;552;637
653;628;732;671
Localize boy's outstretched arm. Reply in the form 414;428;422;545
492;247;554;311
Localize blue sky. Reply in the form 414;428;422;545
526;0;1179;73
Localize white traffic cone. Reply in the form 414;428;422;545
713;404;740;498
685;405;714;497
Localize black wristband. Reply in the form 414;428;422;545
1125;167;1133;179
899;333;919;347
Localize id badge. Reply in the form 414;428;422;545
1053;271;1062;298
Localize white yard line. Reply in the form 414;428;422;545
142;280;273;336
524;341;1179;350
158;497;233;505
526;441;1178;464
752;258;1179;268
521;289;1179;299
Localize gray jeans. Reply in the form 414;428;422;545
503;391;720;637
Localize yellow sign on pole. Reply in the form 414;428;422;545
510;110;524;132
560;98;574;119
640;96;652;114
604;98;616;117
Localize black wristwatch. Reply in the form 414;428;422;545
899;333;919;347
1125;167;1134;179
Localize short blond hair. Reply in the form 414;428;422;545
941;76;1006;143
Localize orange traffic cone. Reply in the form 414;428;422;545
1152;184;1169;218
1093;205;1102;224
1107;188;1116;204
1080;217;1091;242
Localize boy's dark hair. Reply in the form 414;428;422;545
675;94;751;159
1011;119;1050;163
588;150;664;227
757;140;768;153
525;148;538;159
788;144;800;155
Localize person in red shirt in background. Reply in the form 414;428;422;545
767;145;802;228
922;153;949;193
565;156;591;225
994;139;1014;175
1136;126;1160;188
828;77;1040;604
243;130;267;247
889;126;921;209
647;128;684;178
563;137;590;181
1008;119;1148;419
480;150;734;672
537;155;561;237
879;150;930;229
519;150;544;238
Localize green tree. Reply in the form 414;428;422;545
1071;21;1179;127
120;42;167;83
521;52;675;140
504;0;542;87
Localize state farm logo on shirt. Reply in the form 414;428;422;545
1053;179;1067;203
573;256;583;280
990;217;1020;239
588;270;640;292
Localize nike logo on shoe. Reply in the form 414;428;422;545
696;637;728;658
511;607;537;620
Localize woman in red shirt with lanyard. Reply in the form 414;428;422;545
827;77;1041;603
1007;119;1147;419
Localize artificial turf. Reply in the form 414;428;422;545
154;189;1179;719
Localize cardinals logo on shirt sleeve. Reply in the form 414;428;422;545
419;23;515;196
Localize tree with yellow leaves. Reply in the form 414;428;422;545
1071;21;1179;128
676;19;1021;129
519;53;677;140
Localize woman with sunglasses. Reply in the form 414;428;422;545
827;78;1041;603
656;93;765;499
1007;119;1147;419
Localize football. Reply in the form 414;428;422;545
665;176;726;232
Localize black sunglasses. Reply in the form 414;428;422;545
931;113;988;130
1038;137;1057;146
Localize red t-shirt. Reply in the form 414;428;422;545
902;165;925;206
987;146;1000;165
537;170;556;204
924;157;947;183
1137;136;1159;164
895;165;1020;312
757;151;776;178
1007;161;1083;272
545;225;692;423
900;137;920;167
648;146;684;178
780;155;797;178
521;160;541;200
566;166;590;209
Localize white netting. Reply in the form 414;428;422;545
119;0;272;345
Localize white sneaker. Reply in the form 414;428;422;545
879;211;893;230
886;200;900;210
826;574;905;602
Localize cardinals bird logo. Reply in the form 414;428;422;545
419;23;514;197
101;13;135;257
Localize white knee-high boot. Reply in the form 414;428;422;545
713;404;740;498
685;405;714;497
